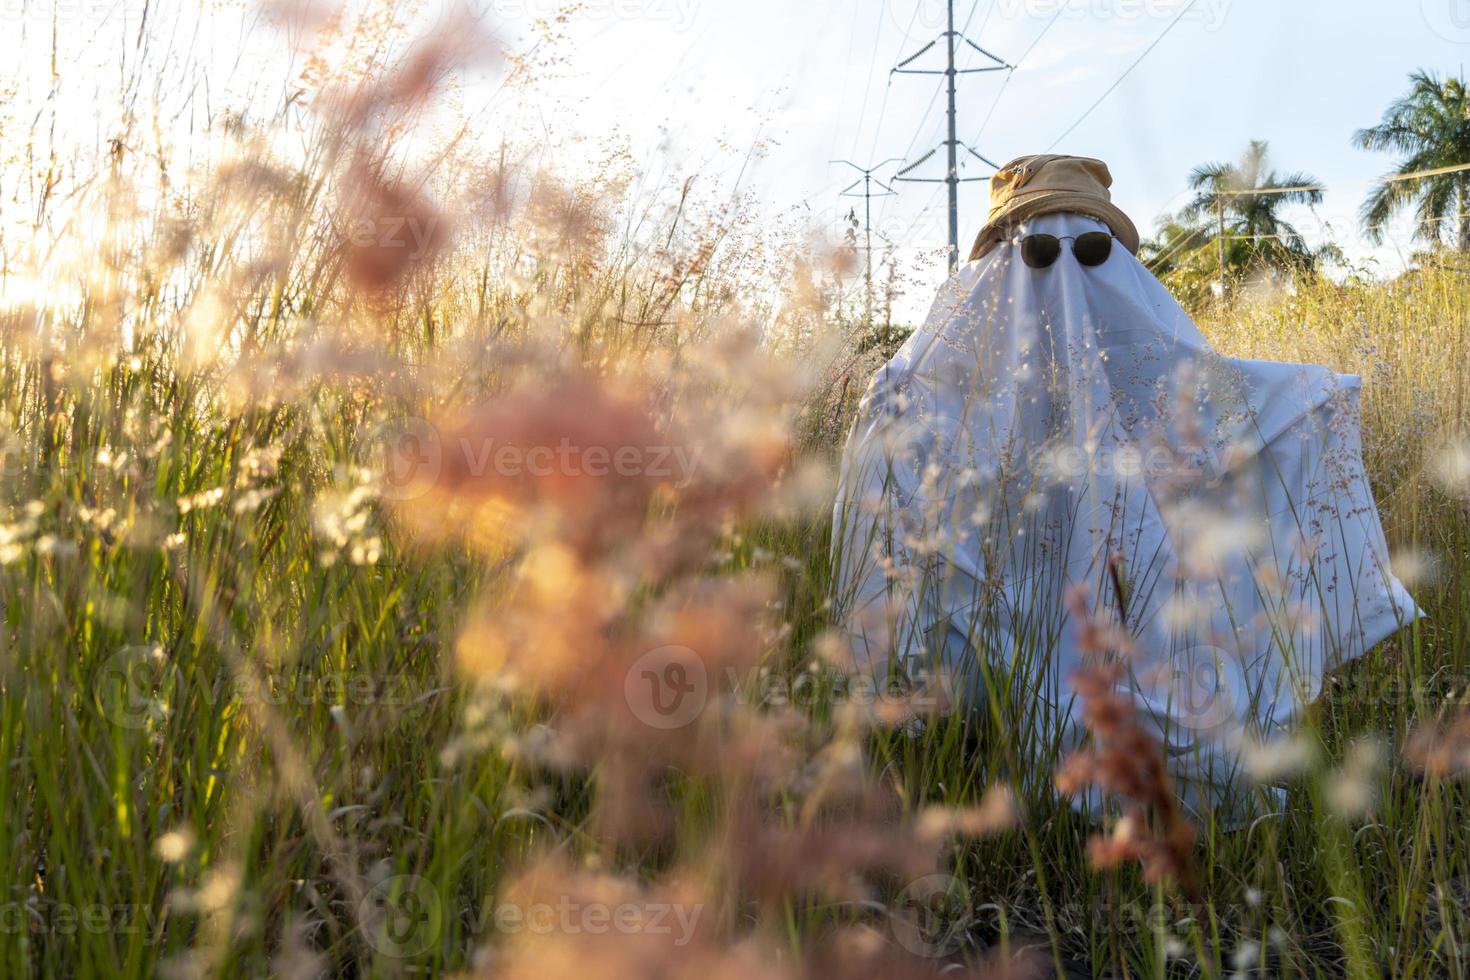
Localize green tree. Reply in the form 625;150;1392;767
1354;70;1470;252
1183;140;1325;278
1140;216;1210;279
1139;215;1220;309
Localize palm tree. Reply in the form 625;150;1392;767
1139;216;1211;279
1354;70;1470;252
1140;216;1222;309
1182;140;1325;280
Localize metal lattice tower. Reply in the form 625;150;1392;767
892;0;1011;272
832;158;900;326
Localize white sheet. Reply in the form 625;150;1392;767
831;212;1418;816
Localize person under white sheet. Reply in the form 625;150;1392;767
831;156;1418;822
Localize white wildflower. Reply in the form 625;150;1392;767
155;830;194;863
178;487;226;513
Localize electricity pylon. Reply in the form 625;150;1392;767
833;157;900;326
892;0;1011;272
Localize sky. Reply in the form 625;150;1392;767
507;0;1470;309
5;0;1468;318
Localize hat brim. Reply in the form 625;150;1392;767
967;194;1140;262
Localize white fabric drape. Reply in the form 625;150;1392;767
832;212;1418;816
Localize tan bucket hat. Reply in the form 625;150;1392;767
967;154;1140;262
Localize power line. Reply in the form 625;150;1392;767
971;0;997;38
892;189;953;256
877;4;996;221
870;93;947;250
1381;160;1470;183
1223;232;1313;241
1046;0;1200;151
1144;227;1209;273
889;4;1066;265
889;3;1068;265
968;4;1068;168
834;157;902;325
891;0;1011;272
867;4;971;279
847;0;888;163
892;5;1069;266
1214;184;1325;197
880;2;1470;276
890;68;948;169
959;0;981;29
1153;163;1470;269
1182;162;1470;203
870;1;934;164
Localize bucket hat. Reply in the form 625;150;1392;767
967;154;1140;262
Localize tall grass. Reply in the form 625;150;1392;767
4;7;1470;979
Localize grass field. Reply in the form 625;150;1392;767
5;11;1470;980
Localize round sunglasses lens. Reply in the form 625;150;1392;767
1020;235;1062;269
1074;232;1113;267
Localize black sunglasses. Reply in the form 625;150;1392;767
1017;232;1115;269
